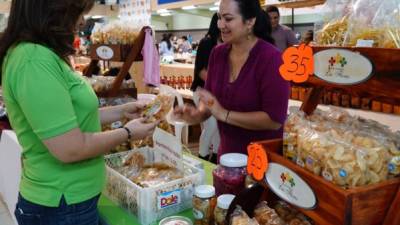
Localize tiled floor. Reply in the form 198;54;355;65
0;195;16;225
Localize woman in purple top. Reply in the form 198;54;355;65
174;0;290;159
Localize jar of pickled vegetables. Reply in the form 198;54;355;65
214;194;235;225
212;153;248;196
192;185;217;225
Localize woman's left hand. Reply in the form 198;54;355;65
197;88;228;121
122;101;146;119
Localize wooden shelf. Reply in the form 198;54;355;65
300;46;400;114
266;0;326;9
258;139;400;225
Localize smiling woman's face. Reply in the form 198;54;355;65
217;0;254;44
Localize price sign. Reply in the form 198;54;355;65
247;143;269;181
279;43;314;83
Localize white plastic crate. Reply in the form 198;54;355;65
104;148;205;225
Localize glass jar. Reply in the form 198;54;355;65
212;153;248;196
214;194;235;225
192;185;217;225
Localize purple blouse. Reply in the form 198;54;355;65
205;39;290;158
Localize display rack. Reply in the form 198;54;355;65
267;0;326;8
84;26;151;98
253;47;400;225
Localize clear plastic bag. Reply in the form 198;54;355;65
274;201;313;225
296;126;333;176
283;107;306;162
314;0;353;46
344;0;400;48
322;139;370;188
230;206;259;225
91;20;139;45
253;201;285;225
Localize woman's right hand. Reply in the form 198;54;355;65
173;104;203;125
124;118;159;140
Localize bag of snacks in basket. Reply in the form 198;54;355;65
230;206;260;225
296;126;333;176
283;107;306;162
273;201;313;225
253;201;285;225
343;0;400;48
321;137;370;188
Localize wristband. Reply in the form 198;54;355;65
122;127;132;140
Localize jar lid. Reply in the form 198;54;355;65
220;153;248;167
159;216;193;225
194;185;215;199
217;194;235;209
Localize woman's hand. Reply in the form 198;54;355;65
197;88;228;122
124;118;159;140
122;101;146;120
173;104;204;125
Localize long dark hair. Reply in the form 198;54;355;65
0;0;95;83
234;0;275;44
206;13;221;46
161;33;172;50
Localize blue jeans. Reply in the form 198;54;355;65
14;194;101;225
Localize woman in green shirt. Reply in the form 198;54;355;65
0;1;158;225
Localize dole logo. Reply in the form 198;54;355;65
160;194;179;208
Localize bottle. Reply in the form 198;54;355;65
214;194;235;225
192;185;217;225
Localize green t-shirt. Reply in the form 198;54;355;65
2;43;105;207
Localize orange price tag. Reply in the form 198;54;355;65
279;43;314;83
247;143;269;181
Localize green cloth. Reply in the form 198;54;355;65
2;43;105;207
99;155;216;225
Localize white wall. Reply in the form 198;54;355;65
171;11;213;30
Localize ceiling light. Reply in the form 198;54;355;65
182;5;196;10
160;13;172;17
209;6;219;11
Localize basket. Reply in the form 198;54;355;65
103;148;204;225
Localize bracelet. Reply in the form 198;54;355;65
225;110;230;123
122;127;132;140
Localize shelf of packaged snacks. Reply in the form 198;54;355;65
288;99;400;131
266;0;326;9
98;154;216;225
257;139;400;225
83;26;150;98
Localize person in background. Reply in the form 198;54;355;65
0;0;158;224
190;12;222;163
174;0;290;160
179;36;192;53
266;5;299;51
191;13;221;91
302;29;314;45
159;33;174;57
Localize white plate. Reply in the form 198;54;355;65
314;49;374;85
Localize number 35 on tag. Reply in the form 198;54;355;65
279;44;314;83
